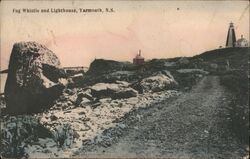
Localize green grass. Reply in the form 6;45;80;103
220;70;249;145
193;47;249;145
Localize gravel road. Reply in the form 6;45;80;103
79;76;246;158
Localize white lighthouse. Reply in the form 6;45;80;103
225;22;236;47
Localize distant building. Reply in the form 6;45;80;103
226;22;236;47
133;50;145;64
236;35;249;47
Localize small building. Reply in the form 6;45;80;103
133;50;145;64
236;35;249;47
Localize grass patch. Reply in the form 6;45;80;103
220;70;249;145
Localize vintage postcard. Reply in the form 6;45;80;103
0;0;249;158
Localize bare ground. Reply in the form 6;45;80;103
78;76;246;158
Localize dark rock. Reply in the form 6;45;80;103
64;89;74;95
111;88;138;99
42;64;67;82
91;88;115;99
4;42;66;114
130;82;144;94
77;92;93;101
75;92;93;106
78;111;85;115
73;131;80;139
82;139;92;145
50;114;58;121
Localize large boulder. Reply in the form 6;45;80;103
4;42;67;114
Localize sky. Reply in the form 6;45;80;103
0;0;249;91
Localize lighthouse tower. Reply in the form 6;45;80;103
225;22;236;47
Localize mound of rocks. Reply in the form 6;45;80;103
132;72;178;93
4;42;67;114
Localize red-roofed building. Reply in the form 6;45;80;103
133;50;145;64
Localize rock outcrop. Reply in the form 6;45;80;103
87;59;131;75
4;42;67;114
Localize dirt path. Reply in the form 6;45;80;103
79;76;245;158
